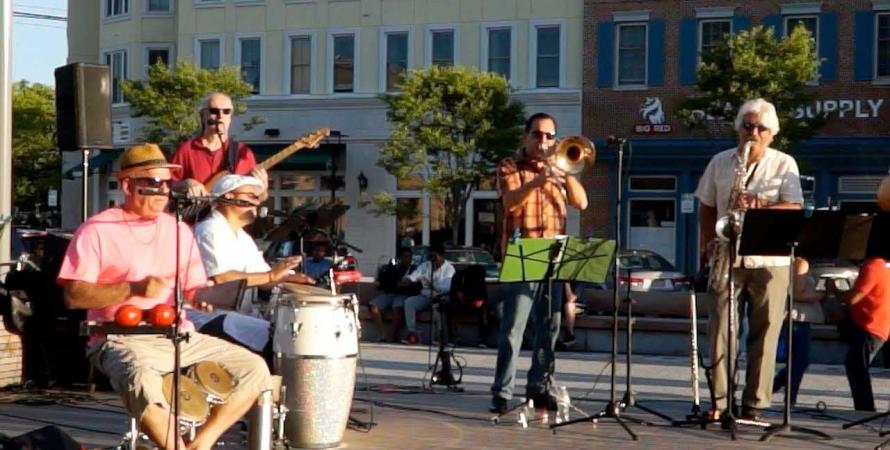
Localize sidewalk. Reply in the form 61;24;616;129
0;342;887;449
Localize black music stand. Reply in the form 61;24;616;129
735;209;832;442
493;237;614;424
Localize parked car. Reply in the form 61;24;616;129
592;249;691;292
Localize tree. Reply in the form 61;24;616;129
122;61;261;150
373;66;525;245
675;24;824;151
12;81;59;214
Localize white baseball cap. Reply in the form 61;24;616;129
212;174;264;196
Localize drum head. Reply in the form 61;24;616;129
279;283;347;306
162;373;210;422
192;361;235;400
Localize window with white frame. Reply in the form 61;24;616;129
290;36;311;94
333;34;355;93
385;32;409;91
239;37;262;94
535;25;560;88
784;15;819;83
104;0;128;18
146;0;170;12
616;23;647;87
198;39;221;70
878;13;890;79
144;46;171;77
487;28;511;79
431;29;454;67
105;50;127;104
699;19;730;59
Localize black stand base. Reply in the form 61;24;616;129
671;404;721;429
760;423;832;442
429;348;463;392
844;410;890;430
551;401;645;440
621;391;674;424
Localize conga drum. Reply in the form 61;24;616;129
272;283;358;448
161;373;210;440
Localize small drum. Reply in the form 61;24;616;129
190;361;236;405
272;283;358;449
161;373;210;436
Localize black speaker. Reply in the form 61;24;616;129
54;63;113;151
0;425;84;450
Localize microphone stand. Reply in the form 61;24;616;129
171;195;189;450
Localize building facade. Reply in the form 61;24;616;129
64;0;585;273
583;0;890;276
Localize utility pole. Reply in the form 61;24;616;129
0;1;12;264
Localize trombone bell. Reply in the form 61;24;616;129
552;135;595;175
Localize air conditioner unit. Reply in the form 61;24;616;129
112;120;130;145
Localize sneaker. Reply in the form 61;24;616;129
740;406;765;422
527;392;558;412
400;332;420;345
562;333;576;347
489;396;508;414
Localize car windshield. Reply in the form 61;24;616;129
620;252;674;271
446;250;496;265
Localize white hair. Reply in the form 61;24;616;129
733;98;780;136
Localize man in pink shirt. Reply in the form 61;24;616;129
58;143;269;450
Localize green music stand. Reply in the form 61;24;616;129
498;236;615;284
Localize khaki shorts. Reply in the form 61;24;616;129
88;332;270;420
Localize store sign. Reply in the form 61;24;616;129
792;99;884;119
633;97;672;134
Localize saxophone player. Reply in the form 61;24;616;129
695;98;803;422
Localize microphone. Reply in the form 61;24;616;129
258;206;289;218
207;117;218;126
138;188;218;203
607;136;627;146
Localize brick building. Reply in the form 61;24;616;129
583;0;890;275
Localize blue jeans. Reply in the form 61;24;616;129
491;281;563;400
188;309;271;353
772;321;811;407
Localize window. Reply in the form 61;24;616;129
699;19;730;58
878;13;890;79
333;34;355;93
239;37;262;94
105;50;128;104
616;23;647;86
143;45;172;77
487;28;511;79
431;30;454;67
385;32;408;91
104;0;128;18
290;36;311;94
785;15;818;83
147;0;170;12
535;26;560;87
198;39;221;70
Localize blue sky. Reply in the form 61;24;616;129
12;0;68;86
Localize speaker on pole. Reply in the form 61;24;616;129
54;63;112;151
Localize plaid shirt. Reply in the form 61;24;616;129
497;153;567;254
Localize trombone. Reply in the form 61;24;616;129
549;135;596;175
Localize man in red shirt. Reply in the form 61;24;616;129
171;92;268;197
828;257;890;411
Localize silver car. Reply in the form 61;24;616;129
595;249;691;292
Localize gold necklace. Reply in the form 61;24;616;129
122;209;161;246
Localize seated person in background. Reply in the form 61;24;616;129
827;257;890;411
58;144;269;450
558;282;580;349
193;175;314;359
303;242;334;281
369;247;416;342
443;264;489;347
772;257;826;407
400;242;455;345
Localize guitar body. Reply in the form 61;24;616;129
180;127;331;224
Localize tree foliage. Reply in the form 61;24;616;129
373;66;525;244
12;80;59;212
675;24;824;151
122;61;260;150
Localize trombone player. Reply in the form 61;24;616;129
696;98;803;422
489;112;590;414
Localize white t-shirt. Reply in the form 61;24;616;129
194;210;271;313
695;147;804;268
406;260;456;297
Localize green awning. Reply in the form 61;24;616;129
250;143;334;171
62;149;123;179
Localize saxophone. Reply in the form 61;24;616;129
708;140;752;294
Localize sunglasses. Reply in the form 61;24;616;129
231;191;261;202
742;122;769;133
207;107;232;116
530;130;557;140
130;177;171;189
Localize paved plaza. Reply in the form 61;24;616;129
1;342;890;449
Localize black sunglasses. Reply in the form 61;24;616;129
530;130;557;140
742;122;769;133
207;107;232;116
130;177;171;189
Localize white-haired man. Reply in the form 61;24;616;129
695;98;803;422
